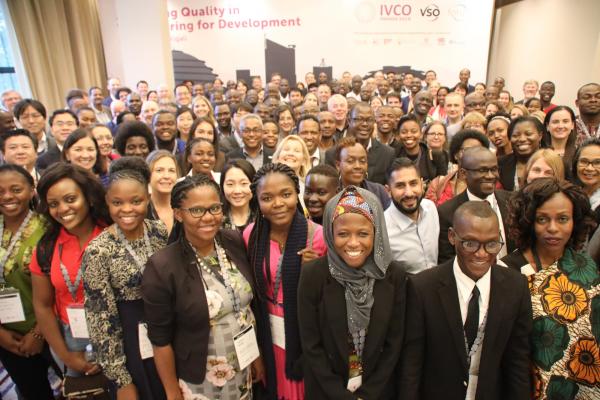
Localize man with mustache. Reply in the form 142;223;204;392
385;158;439;274
437;147;514;263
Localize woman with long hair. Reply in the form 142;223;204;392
244;163;327;399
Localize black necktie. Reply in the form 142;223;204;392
464;286;480;351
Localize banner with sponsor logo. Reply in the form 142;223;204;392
167;0;494;85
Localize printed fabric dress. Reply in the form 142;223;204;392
522;249;600;399
178;249;255;400
83;219;168;399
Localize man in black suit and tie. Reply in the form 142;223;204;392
399;201;532;400
324;102;395;185
225;113;273;171
438;147;514;263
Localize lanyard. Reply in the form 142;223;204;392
270;254;285;306
193;240;243;322
115;224;153;273
58;244;83;302
463;312;488;368
0;211;33;282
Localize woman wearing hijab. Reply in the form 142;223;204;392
298;186;407;399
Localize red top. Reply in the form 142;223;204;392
29;225;104;324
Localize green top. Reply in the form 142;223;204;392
0;213;46;334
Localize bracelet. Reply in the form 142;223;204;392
29;329;44;341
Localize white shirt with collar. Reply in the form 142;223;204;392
346;91;361;101
453;257;491;400
466;189;507;259
385;198;439;274
309;148;321;167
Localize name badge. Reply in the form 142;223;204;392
347;375;362;392
269;314;285;349
0;288;25;324
138;323;154;360
66;305;89;339
233;325;260;370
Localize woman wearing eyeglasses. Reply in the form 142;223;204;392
572;138;600;219
142;174;264;400
501;178;599;398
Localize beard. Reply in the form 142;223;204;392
392;194;423;216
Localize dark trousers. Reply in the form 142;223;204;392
0;343;58;399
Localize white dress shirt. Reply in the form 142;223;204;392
385;198;439;274
453;257;491;400
466;190;507;258
346;91;361;101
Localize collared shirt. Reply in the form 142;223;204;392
466;190;507;258
346;91;361;101
310;148;321;167
37;132;48;154
385;198;439;274
243;146;264;172
453;257;491;399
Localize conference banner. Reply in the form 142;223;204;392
167;0;494;85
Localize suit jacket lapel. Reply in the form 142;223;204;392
437;261;469;374
324;278;350;364
362;277;394;374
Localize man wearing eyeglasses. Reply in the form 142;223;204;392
398;201;532;400
36;109;79;171
438;146;515;263
226;113;273;171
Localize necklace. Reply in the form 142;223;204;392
0;210;34;282
115;223;153;273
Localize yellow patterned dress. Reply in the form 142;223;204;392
522;249;600;399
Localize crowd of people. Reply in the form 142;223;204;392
0;68;599;400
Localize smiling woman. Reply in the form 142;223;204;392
82;157;168;400
61;128;107;186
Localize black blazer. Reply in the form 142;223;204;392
225;146;274;167
398;260;532;400
298;257;407;400
141;229;255;383
396;142;448;183
36;145;61;171
437;190;516;264
498;153;518;191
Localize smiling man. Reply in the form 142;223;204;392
399;201;532;400
437;147;514;263
37;109;79;170
385;158;439;274
226;113;273;171
297;115;323;167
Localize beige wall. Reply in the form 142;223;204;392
488;0;600;106
97;0;174;91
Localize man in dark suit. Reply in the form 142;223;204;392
36;109;78;171
438;147;515;263
225;113;273;171
325;102;395;184
399;201;532;400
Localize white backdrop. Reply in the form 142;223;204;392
167;0;494;85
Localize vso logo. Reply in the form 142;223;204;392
420;4;440;21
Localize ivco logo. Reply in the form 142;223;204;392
420;4;440;21
380;3;412;17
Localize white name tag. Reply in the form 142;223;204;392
66;305;89;339
138;323;154;360
347;375;362;392
269;314;285;349
233;325;260;370
0;289;25;323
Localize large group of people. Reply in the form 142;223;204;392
0;68;599;400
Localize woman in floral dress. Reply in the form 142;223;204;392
143;174;263;400
502;178;600;399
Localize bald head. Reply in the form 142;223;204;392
464;92;486;115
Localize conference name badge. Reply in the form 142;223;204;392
138;323;154;360
233;325;260;370
269;314;285;349
0;288;25;323
66;304;89;339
